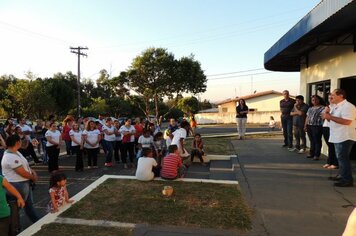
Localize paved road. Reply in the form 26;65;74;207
196;124;280;136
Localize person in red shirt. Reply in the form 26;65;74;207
61;115;75;156
161;145;186;180
134;117;144;154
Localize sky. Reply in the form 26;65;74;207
0;0;321;102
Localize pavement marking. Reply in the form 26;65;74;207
55;217;136;228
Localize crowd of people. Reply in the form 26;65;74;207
280;89;356;188
0;114;205;235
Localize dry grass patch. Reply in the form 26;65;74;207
60;179;252;231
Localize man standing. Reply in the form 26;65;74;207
280;90;295;148
290;95;309;153
323;89;356;187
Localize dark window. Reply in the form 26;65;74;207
308;80;330;104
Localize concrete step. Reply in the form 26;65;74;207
209;160;233;171
185;172;210;179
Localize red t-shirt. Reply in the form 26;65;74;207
161;153;182;179
134;124;144;139
61;125;71;141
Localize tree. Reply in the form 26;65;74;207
124;47;207;118
177;96;200;116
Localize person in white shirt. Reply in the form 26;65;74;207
135;148;158;181
102;118;116;167
45;123;61;173
323;89;356;187
69;123;84;171
82;120;101;168
17;118;41;163
171;120;191;163
119;118;136;169
136;129;154;159
1;134;39;234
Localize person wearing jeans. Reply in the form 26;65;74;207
280;90;295;148
305;95;324;160
1;134;40;235
323;89;356;187
236;99;248;140
102;118;116;167
290;95;309;153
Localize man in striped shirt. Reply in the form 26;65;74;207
161;145;186;180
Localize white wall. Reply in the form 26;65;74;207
300;42;356;156
195;111;281;124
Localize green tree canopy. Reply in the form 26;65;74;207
125;47;207;118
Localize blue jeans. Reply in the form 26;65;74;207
281;116;293;147
7;180;40;234
103;140;114;163
334;140;355;183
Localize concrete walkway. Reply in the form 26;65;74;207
233;136;356;236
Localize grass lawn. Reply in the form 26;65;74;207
60;179;252;231
34;223;132;236
185;136;236;155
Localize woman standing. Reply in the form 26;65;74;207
119;118;136;169
69;123;84;171
61;116;74;156
113;120;122;164
236;99;249;140
82;121;101;169
45;123;61;172
102;118;116;167
304;95;325;161
322;97;338;169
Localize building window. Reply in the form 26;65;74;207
222;108;228;113
308;80;330;104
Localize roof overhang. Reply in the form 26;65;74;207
264;0;356;72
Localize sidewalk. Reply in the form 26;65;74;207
233;136;356;236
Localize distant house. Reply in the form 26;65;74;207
195;90;286;124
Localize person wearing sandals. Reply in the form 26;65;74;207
304;95;325;161
322;95;338;170
323;89;356;187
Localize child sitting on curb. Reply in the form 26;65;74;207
161;145;186;180
135;148;158;181
190;133;206;166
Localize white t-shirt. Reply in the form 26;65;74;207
82;129;100;149
19;124;32;133
171;128;187;150
1;150;32;182
329;99;356;143
135;157;157;181
138;135;154;148
45;130;61;147
69;130;83;146
119;125;136;143
102;125;116;142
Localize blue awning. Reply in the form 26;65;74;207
264;0;356;72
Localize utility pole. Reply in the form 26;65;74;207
70;46;88;117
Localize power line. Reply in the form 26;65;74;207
208;71;273;80
207;68;265;77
